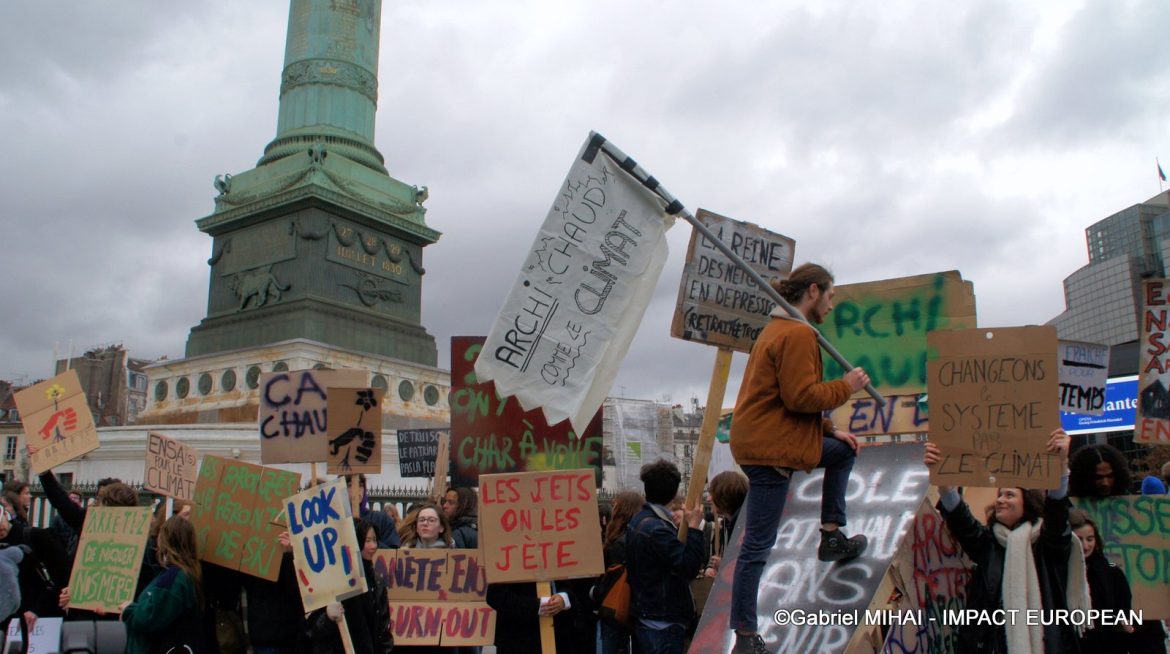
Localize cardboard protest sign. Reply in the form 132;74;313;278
1137;279;1170;443
325;387;383;474
882;499;972;654
691;444;929;653
473;133;674;434
259;369;368;464
372;548;496;646
1058;340;1110;415
386;602;496;647
12;369;99;474
1073;495;1170;619
397;429;446;478
450;337;603;486
5;616;63;654
669;209;795;352
190;455;301;581
67;506;152;613
142;432;199;500
286;478;367;612
479;469;603;583
818;271;977;436
926;326;1061;489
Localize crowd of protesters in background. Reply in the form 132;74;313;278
1;440;1168;654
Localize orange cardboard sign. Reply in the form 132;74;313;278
388;602;496;647
190;455;301;581
372;548;495;646
67;507;153;613
670;209;795;353
1073;495;1170;619
326;387;384;474
259;369;368;464
13;369;99;474
926;326;1061;489
142;432;199;501
479;469;604;583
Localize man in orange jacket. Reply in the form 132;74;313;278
728;263;870;654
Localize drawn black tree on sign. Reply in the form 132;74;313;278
329;390;378;471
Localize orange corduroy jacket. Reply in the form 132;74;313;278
729;314;853;471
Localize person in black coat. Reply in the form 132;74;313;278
1069;510;1138;653
924;431;1089;654
243;534;305;654
486;579;593;654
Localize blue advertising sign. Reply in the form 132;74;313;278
1061;376;1137;435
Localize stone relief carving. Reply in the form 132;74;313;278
232;265;291;311
280;59;378;102
340;273;403;307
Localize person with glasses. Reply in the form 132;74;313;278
397;503;453;548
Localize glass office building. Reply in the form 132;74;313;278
1051;191;1170;345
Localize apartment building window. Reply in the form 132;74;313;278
4;436;16;462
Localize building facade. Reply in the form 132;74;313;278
1051;191;1170;345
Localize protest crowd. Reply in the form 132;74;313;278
4;441;1168;654
2;262;1170;654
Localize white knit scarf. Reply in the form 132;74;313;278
992;519;1092;654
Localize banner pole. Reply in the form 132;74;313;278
338;614;357;654
429;431;450;503
589;133;884;406
537;581;558;653
678;347;733;542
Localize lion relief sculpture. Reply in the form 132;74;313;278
231;266;290;311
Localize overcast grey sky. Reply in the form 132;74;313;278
2;1;1168;407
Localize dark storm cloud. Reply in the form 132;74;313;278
2;1;1167;406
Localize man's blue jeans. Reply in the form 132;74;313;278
729;435;856;631
633;623;687;654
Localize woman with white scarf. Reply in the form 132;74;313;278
923;429;1090;654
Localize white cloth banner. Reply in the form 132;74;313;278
475;133;674;434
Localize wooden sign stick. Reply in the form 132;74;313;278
349;476;364;519
311;462;319;486
338;613;357;654
429;432;450;503
537;581;557;653
679;347;733;542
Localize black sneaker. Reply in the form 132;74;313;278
731;632;770;654
817;528;867;562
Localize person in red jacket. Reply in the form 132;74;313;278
727;263;870;654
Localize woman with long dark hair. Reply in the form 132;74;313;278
1069;443;1132;497
1069;510;1136;653
923;430;1089;654
121;515;210;653
596;491;643;654
443;486;479;549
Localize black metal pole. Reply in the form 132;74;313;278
591;132;885;407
